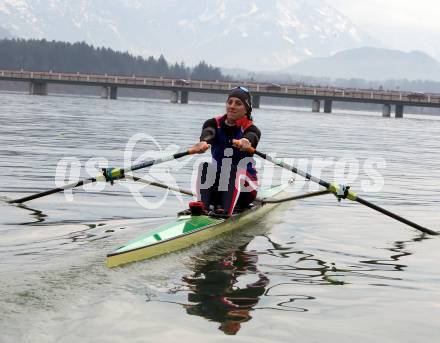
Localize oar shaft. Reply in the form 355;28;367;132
262;190;330;204
9;178;97;204
129;151;191;173
124;175;194;196
9;149;194;204
255;150;330;188
232;140;438;236
355;196;438;235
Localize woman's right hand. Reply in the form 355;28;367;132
190;141;211;154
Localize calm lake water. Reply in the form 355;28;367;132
0;92;439;342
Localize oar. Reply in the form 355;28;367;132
125;174;327;204
124;174;194;196
262;190;331;203
233;140;438;236
9;149;196;204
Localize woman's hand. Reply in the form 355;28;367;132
190;141;211;154
236;138;251;152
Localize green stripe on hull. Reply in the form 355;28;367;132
259;184;285;199
115;216;223;254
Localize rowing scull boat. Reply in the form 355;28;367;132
106;183;288;267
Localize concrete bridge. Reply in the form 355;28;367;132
1;69;440;118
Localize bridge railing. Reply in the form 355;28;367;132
2;69;440;104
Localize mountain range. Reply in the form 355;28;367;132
285;47;440;81
0;0;376;71
0;0;437;81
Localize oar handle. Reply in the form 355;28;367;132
187;147;199;155
232;139;255;154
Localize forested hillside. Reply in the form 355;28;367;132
0;39;225;80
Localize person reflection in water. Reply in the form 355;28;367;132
182;244;269;335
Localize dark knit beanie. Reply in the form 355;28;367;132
228;87;252;116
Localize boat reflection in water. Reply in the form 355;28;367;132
182;242;267;335
151;212;428;336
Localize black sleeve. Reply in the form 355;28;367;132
199;118;217;144
243;125;261;148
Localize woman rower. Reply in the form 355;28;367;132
190;86;261;216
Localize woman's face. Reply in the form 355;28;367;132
226;97;247;122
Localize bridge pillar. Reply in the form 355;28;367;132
101;86;118;99
101;86;109;99
109;86;117;100
312;99;320;112
29;81;48;96
395;104;404;118
170;90;179;103
252;95;261;109
382;104;391;117
324;99;332;113
180;91;189;104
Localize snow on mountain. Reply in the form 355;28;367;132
0;0;377;70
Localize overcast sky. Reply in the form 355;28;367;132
331;0;440;59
